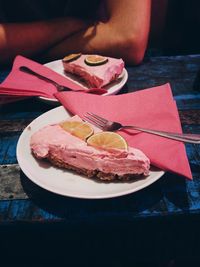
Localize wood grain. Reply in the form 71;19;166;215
0;54;199;223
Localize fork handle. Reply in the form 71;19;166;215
122;126;200;144
19;66;107;94
19;66;61;87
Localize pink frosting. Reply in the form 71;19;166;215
30;116;150;176
63;54;124;88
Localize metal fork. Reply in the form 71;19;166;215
84;112;200;144
19;66;107;95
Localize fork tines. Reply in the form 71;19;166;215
84;112;107;129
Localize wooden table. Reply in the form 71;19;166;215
0;54;200;266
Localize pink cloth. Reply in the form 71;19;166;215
55;83;192;179
0;55;96;104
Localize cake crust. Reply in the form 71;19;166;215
45;153;145;181
30;115;150;182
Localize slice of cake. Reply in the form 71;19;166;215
30;115;150;181
62;54;124;88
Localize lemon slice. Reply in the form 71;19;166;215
62;53;82;62
60;121;93;140
87;132;128;151
85;55;108;66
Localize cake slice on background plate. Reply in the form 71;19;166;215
30;115;150;181
62;54;124;89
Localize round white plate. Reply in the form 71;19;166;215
38;59;128;104
17;106;165;199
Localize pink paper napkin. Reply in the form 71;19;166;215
55;83;192;179
0;55;93;102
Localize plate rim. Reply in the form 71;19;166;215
38;59;128;104
16;106;165;199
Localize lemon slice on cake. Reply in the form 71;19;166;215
62;53;82;62
87;132;128;151
60;121;93;140
85;55;108;66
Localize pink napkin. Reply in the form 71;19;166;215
55;83;192;179
0;55;94;102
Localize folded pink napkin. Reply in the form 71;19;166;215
0;55;97;102
55;83;192;179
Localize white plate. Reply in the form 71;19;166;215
38;59;128;104
17;106;165;199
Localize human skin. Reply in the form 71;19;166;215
0;0;151;66
0;17;90;65
43;0;151;65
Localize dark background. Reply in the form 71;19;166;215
148;0;200;57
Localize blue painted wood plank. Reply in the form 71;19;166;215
0;111;45;120
175;93;200;110
0;98;52;120
0;134;20;164
0;172;199;222
0;69;10;82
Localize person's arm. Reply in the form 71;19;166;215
0;17;90;65
43;0;151;65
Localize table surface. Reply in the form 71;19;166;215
0;54;200;224
1;54;200;265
